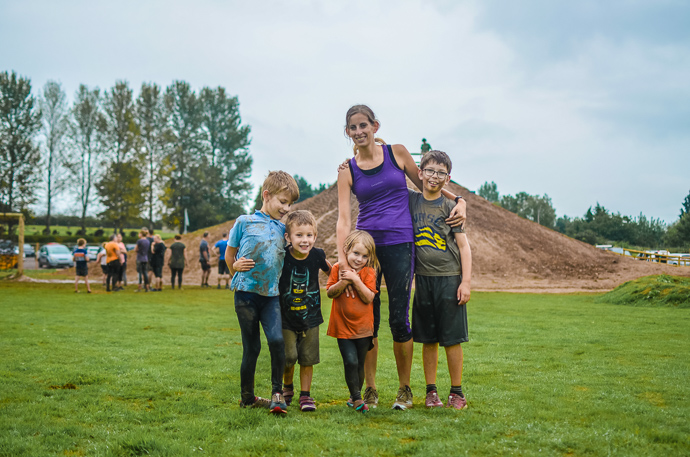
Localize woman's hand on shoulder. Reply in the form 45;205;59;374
336;158;351;174
446;198;467;228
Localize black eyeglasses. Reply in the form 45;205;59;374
422;169;448;179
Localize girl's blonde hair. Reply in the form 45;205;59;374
343;230;379;272
344;104;387;155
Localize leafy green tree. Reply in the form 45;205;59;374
200;86;252;220
477;181;499;202
136;82;167;229
293;175;328;202
0;71;42;216
97;80;145;231
499;192;556;229
67;84;105;233
664;213;690;249
39;81;69;233
681;190;690;218
162;81;206;232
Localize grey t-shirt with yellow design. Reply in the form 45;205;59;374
408;189;465;276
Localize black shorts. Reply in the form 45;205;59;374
152;263;163;278
76;263;88;277
218;260;230;275
412;275;468;347
100;265;108;275
200;258;211;271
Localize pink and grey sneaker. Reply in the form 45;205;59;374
425;391;443;408
299;395;316;412
446;393;468;410
282;387;294;406
353;399;369;413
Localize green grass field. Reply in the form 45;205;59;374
22;225;176;239
1;282;688;456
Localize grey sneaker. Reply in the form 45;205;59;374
269;392;287;414
392;385;413;410
363;387;378;409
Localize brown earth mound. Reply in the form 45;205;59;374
82;181;688;292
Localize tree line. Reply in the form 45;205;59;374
0;70;252;234
477;181;690;250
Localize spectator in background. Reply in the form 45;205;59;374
147;229;155;287
214;232;230;290
199;231;211;287
135;228;151;293
116;233;127;289
104;234;122;292
150;234;166;291
95;242;108;287
168;234;187;290
73;238;92;293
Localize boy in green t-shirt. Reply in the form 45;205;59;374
408;150;472;410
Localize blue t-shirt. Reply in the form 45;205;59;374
136;238;150;263
215;239;229;260
228;210;286;297
73;247;88;265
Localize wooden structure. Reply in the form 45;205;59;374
0;213;25;277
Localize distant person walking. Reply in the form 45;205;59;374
72;238;92;293
134;228;151;293
168;235;187;290
199;231;211;287
104;234;122;292
214;233;230;289
147;229;155;286
420;138;432;156
150;234;166;291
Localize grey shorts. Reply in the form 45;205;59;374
412;275;468;347
282;326;320;367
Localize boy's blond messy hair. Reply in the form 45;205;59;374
262;171;300;203
285;210;318;236
420;150;452;174
343;230;379;272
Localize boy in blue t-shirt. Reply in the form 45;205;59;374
226;171;300;414
214;233;230;289
73;238;91;293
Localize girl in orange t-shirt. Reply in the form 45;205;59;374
327;230;379;413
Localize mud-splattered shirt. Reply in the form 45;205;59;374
408;189;464;276
228;210;286;297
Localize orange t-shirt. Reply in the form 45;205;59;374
105;242;120;263
326;263;378;339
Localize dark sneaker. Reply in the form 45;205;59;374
353;399;369;413
282;387;294;406
299;395;316;412
392;385;413;410
270;392;288;414
446;393;468;410
239;396;270;409
425;391;443;408
363;387;378;409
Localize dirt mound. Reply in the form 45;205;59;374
81;181;688;292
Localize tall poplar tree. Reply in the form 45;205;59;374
67;85;104;233
0;71;42;217
200;86;252;221
97;80;144;231
136;82;167;229
39;81;69;233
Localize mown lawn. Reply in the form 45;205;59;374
0;282;688;456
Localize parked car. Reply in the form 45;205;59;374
37;243;74;269
23;244;35;257
86;245;101;261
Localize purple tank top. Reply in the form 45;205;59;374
351;145;413;246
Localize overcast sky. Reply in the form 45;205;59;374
2;0;689;223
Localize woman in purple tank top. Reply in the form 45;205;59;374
336;104;467;410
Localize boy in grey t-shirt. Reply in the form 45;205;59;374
408;150;472;411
